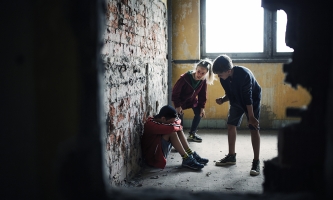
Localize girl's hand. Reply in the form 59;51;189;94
176;107;183;115
200;109;205;118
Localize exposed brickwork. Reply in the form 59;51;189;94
102;0;168;186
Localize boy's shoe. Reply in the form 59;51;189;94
182;155;204;170
192;151;209;164
188;133;202;142
215;153;236;166
250;159;260;176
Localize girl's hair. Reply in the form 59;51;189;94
194;58;216;85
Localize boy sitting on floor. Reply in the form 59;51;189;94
141;105;208;170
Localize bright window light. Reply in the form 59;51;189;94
206;0;263;53
276;10;294;52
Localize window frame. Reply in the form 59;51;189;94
200;0;292;63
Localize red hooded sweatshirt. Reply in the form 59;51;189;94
141;117;182;169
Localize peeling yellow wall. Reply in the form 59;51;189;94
172;0;200;60
171;0;312;129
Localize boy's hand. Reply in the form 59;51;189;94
216;97;224;105
248;116;259;130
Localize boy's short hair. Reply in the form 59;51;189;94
212;54;234;74
155;105;177;119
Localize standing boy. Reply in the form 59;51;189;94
212;55;261;176
141;105;209;170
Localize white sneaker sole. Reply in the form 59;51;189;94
250;170;260;176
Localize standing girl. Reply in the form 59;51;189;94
172;59;216;142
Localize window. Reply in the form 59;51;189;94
201;0;293;62
276;10;293;53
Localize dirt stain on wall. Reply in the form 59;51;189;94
258;104;277;129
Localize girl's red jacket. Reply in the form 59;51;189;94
141;117;182;169
172;72;207;110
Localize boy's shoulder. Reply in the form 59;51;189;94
234;65;246;71
145;117;158;125
234;66;252;75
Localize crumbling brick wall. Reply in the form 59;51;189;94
102;0;168;186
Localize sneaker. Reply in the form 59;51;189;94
182;155;204;170
215;153;236;166
188;133;202;142
250;159;260;176
192;151;209;164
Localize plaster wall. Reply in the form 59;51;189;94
172;0;200;60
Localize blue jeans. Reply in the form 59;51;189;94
179;106;202;134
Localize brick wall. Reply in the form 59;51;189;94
102;0;168;186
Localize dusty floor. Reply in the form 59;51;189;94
128;129;278;194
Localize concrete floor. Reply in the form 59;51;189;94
128;129;278;195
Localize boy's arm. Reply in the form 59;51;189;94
242;75;253;105
242;73;259;130
144;119;183;135
246;104;259;130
